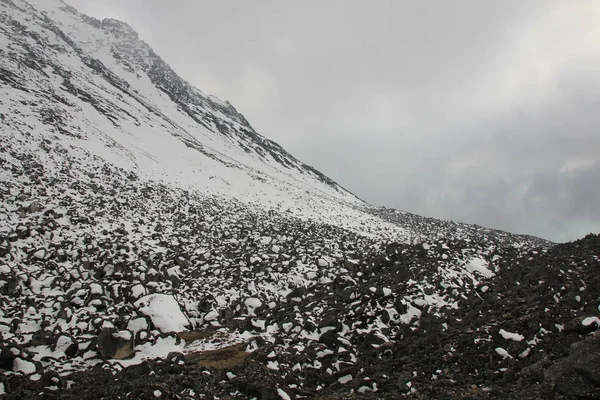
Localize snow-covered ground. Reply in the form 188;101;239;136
3;2;594;400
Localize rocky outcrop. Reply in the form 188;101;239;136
543;331;600;399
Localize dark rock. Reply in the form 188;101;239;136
0;346;15;371
565;316;599;334
28;329;54;347
543;331;600;399
0;237;10;258
41;370;66;389
96;328;134;360
519;355;551;382
166;352;185;364
319;330;338;348
27;201;43;213
0;273;17;295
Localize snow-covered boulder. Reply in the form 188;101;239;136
134;294;191;333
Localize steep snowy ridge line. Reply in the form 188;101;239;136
58;0;351;198
2;2;386;233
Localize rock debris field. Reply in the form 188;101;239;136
0;0;598;398
0;150;599;399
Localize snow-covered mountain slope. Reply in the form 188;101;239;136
0;0;415;239
4;1;597;400
0;0;551;247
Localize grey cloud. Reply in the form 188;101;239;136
66;0;600;242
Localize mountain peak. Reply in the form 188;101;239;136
100;17;139;40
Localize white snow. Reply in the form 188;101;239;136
465;257;495;278
113;330;132;341
519;348;531;358
130;284;147;299
110;336;184;368
582;316;600;327
499;329;524;342
277;388;291;400
252;319;266;330
134;294;190;333
495;347;512;359
338;374;353;384
13;358;37;374
204;310;219;321
267;361;280;370
89;283;103;295
244;297;262;316
127;317;149;334
318;258;329;267
358;383;378;393
398;300;422;324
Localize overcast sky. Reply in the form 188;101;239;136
67;0;600;242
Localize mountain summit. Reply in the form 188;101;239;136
1;1;598;399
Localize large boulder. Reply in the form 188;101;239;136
543;331;600;399
134;293;191;333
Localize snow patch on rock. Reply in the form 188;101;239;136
134;294;190;333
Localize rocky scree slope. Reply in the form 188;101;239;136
2;139;598;399
0;151;598;399
2;1;599;400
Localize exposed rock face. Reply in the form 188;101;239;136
543;332;600;399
